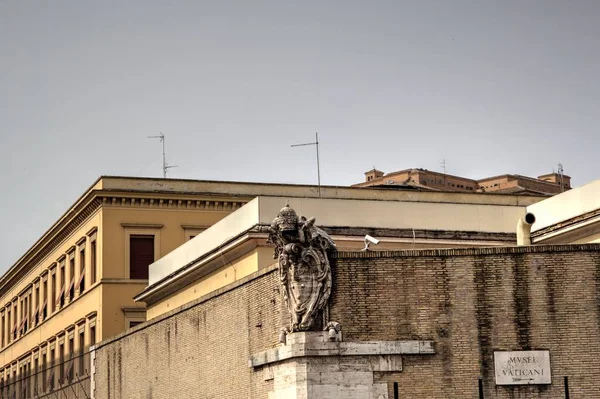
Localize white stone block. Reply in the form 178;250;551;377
372;383;389;399
340;371;374;385
264;365;274;381
419;340;435;354
338;356;372;372
339;384;371;399
306;358;340;374
309;384;340;398
340;341;380;355
369;355;402;372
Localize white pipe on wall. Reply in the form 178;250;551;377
517;213;536;246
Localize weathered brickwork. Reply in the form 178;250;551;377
94;244;600;398
94;266;284;399
330;245;600;398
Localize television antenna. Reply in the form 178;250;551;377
557;162;564;192
440;159;447;174
291;132;321;197
148;132;178;178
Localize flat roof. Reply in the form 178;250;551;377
527;179;600;232
99;175;545;205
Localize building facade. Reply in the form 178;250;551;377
0;177;254;397
0;176;545;397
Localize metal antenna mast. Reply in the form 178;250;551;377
440;159;447;174
291;132;321;197
148;132;177;178
557;162;564;192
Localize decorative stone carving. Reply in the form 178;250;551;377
264;205;336;332
324;321;342;341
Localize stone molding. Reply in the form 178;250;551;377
249;332;434;368
100;195;246;211
0;198;102;294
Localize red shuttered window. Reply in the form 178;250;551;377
129;235;154;280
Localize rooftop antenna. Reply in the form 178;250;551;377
148;132;178;178
557;162;564;192
440;159;447;174
291;132;321;197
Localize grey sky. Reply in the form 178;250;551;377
1;0;598;271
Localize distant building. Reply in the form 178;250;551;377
354;168;571;195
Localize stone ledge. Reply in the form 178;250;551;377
249;339;434;368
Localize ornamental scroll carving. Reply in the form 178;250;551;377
263;205;336;333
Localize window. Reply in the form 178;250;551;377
41;352;47;392
68;256;75;301
33;356;38;394
12;303;17;340
6;309;10;344
50;272;56;313
90;239;97;285
49;347;55;390
183;226;206;241
34;286;39;326
58;342;64;382
42;279;48;320
78;329;85;377
129;235;154;280
79;248;86;294
24;362;30;398
19;298;24;334
23;295;29;334
67;336;74;382
90;326;96;347
59;264;65;308
28;291;32;330
0;313;4;348
128;321;143;329
124;308;146;330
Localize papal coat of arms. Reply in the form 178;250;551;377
264;205;336;332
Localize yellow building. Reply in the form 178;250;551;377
0;176;545;397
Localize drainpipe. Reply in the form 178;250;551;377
516;212;536;246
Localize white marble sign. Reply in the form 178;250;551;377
494;350;551;385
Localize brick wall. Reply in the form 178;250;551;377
93;244;600;398
93;265;284;399
331;245;600;398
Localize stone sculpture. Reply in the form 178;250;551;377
264;205;336;333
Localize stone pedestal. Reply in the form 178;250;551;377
249;332;435;399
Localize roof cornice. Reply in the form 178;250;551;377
0;193;101;296
0;183;253;296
